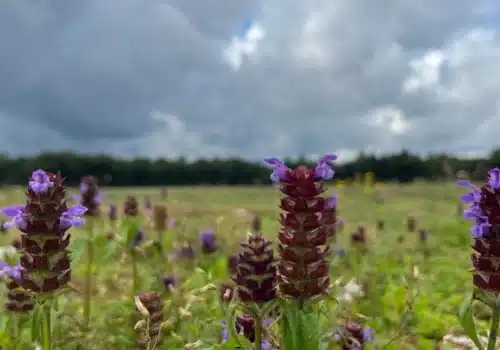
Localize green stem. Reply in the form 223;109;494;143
131;249;139;296
254;314;262;350
40;303;52;350
83;222;94;330
488;307;500;350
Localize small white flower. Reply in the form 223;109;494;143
336;279;364;303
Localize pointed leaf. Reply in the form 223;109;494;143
458;294;484;350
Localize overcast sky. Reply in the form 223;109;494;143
1;0;500;162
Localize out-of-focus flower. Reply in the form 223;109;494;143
75;175;101;217
332;322;374;349
162;275;176;292
337;279;365;303
200;230;217;254
108;204;118;221
221;316;273;349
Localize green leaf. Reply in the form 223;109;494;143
31;304;42;342
458;294;484;350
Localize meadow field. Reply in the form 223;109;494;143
0;182;484;349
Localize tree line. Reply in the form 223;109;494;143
0;149;498;186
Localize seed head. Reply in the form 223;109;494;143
77;175;101;216
1;170;87;293
153;205;167;231
407;216;416;232
458;170;500;292
108;204;118;221
233;233;276;303
124;195;139;217
264;155;337;301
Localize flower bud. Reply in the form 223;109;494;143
234;234;276;303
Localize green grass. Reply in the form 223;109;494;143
0;183;484;349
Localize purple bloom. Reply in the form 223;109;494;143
458;179;493;238
178;245;195;260
362;327;374;342
263;157;289;183
132;229;145;248
29;169;54;194
58;205;88;230
200;230;217;253
162;275;176;291
314;154;337;180
488;168;500;190
0;205;27;230
0;263;24;281
326;194;338;209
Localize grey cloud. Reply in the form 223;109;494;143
0;0;499;159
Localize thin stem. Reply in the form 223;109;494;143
488;307;500;350
254;314;262;350
40;303;52;350
83;220;94;330
131;249;139;296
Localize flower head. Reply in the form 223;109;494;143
458;170;500;292
29;169;54;194
0;170;84;293
333;322;374;350
108;204;118;221
74;175;101;216
200;230;217;254
267;155;337;302
0;263;23;281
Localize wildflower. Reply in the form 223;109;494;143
1;263;34;313
135;292;164;350
124;195;139;217
132;229;145;248
160;187;168;200
221;316;273;349
200;230;217;254
108;204;118;221
337;279;365;303
162;275;176;292
144;197;152;211
178;245;195;260
75;175;101;216
1;170;87;293
418;229;429;242
407;216;416;232
264;155;337;301
234;233;276;302
458;172;500;291
153;205;167;232
333;322;374;350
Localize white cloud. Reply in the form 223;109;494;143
222;21;265;70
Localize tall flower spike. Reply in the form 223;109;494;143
77;175;101;216
124;195;139;217
234;233;276;302
458;172;500;292
1;170;87;293
265;155;337;302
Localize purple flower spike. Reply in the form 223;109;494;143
263;157;289;183
58;205;88;230
29;169;54;194
314;154;337;180
488;168;500;190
